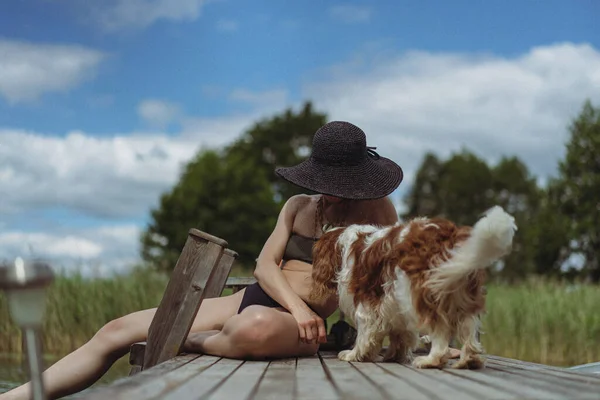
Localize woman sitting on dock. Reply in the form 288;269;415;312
3;121;406;400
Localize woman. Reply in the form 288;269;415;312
2;121;404;400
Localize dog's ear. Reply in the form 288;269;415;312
309;228;345;301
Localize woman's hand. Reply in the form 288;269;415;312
292;306;327;344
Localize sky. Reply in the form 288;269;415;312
1;0;599;275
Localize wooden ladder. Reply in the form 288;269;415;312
129;228;238;374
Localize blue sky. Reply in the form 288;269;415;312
1;0;599;274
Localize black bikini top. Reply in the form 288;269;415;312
282;233;317;264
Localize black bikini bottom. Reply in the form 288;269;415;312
237;282;282;313
237;282;319;315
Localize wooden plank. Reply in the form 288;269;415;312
402;365;526;400
83;351;600;400
205;360;269;399
160;357;245;399
295;355;339;400
377;363;481;400
351;362;438;400
129;341;145;369
487;357;600;385
204;249;238;299
252;358;296;400
225;276;256;287
75;354;202;399
143;229;227;369
446;366;588;400
484;362;600;398
570;361;600;374
188;229;229;247
487;355;600;381
128;248;236;374
319;353;387;400
117;355;221;400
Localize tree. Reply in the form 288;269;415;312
436;150;496;225
403;150;544;281
490;157;542;281
402;152;443;217
141;149;280;270
554;100;600;282
141;102;329;271
225;101;327;204
527;182;571;278
403;149;495;225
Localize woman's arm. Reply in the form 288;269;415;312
253;195;327;345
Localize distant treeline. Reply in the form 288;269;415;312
140;100;600;283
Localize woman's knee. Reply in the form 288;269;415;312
230;307;278;342
299;343;319;357
226;307;283;356
91;310;152;353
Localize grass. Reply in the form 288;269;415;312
0;267;168;356
1;267;599;367
480;278;600;367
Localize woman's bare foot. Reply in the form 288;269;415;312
183;330;220;352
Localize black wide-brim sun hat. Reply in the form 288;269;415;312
275;121;403;200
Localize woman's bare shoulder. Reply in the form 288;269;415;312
281;194;317;217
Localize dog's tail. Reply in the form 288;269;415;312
425;206;517;296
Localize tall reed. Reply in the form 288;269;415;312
0;267;167;356
481;278;600;366
1;268;598;367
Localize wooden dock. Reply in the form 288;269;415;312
75;350;600;400
71;229;598;399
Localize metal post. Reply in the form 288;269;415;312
0;258;54;400
24;328;46;400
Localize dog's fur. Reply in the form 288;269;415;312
310;206;517;369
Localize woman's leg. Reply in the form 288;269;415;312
184;305;319;360
1;291;244;400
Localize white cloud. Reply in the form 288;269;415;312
0;232;102;259
304;42;600;195
329;5;372;24
0;96;269;220
0;39;105;104
95;0;206;31
0;225;141;276
3;42;600;272
216;19;238;33
0;128;198;218
180;89;292;146
0;87;290;221
137;99;183;128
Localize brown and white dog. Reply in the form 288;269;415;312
310;206;517;369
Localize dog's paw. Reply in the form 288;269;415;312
412;355;445;369
452;355;485;370
383;348;414;364
338;350;358;362
403;350;415;364
382;346;398;362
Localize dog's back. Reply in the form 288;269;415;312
308;207;516;367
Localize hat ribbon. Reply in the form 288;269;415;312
367;146;381;160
